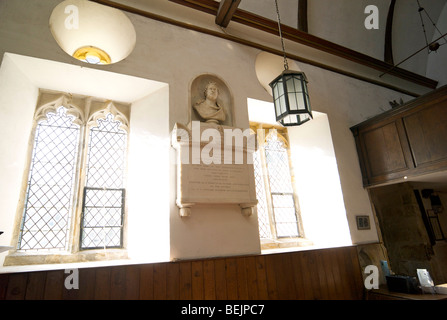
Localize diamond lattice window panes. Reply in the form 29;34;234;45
252;129;300;240
18;106;80;251
80;113;127;249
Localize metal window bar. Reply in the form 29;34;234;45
18;106;80;251
80;187;125;249
80;113;127;249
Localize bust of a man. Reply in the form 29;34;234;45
193;81;226;124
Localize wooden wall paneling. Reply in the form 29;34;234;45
243;256;259;300
235;257;249;299
166;262;180;300
302;250;321;299
178;261;192;300
254;255;269;299
329;248;350;299
224;257;239;299
0;246;365;300
213;258;227;300
314;250;331;299
24;271;46;300
343;246;364;300
203;259;216;300
139;264;154;300
77;267;96;300
125;265;141;300
263;254;278;299
0;274;9;300
320;250;338;299
191;260;204;300
294;251;313;299
43;270;64;300
94;267;111;299
153;263;167;299
110;266;127;300
272;253;297;300
5;273;28;300
289;252;306;300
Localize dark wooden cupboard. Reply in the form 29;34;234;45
351;85;447;187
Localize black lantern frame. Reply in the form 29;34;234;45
269;69;312;126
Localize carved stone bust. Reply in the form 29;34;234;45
191;74;233;126
193;81;226;124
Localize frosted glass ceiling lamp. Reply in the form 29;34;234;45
269;0;312;126
49;0;136;65
73;46;111;65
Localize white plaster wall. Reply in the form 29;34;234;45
127;86;170;263
0;55;39;266
426;3;447;86
0;0;418;266
238;0;298;28
288;113;353;248
297;61;410;245
0;0;265;264
308;0;389;61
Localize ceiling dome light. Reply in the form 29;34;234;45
73;46;111;65
49;0;136;65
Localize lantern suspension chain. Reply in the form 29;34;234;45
274;0;289;70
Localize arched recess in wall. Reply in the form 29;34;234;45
254;51;301;96
426;2;447;86
49;0;136;65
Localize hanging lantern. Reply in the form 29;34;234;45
49;0;136;65
270;0;312;126
269;70;312;126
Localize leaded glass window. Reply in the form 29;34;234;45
253;129;300;240
18;106;80;251
264;134;299;238
253;150;271;239
80;113;127;249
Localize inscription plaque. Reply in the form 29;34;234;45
172;122;257;217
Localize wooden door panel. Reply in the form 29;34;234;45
361;121;411;178
404;102;447;167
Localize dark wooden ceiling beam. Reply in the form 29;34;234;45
90;0;436;94
298;0;308;33
168;0;436;89
215;0;241;27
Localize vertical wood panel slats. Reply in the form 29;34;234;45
203;260;216;300
0;246;364;300
166;262;179;300
139;264;154;300
213;258;227;300
25;271;46;300
179;261;192;300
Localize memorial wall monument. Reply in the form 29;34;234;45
172;74;257;217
